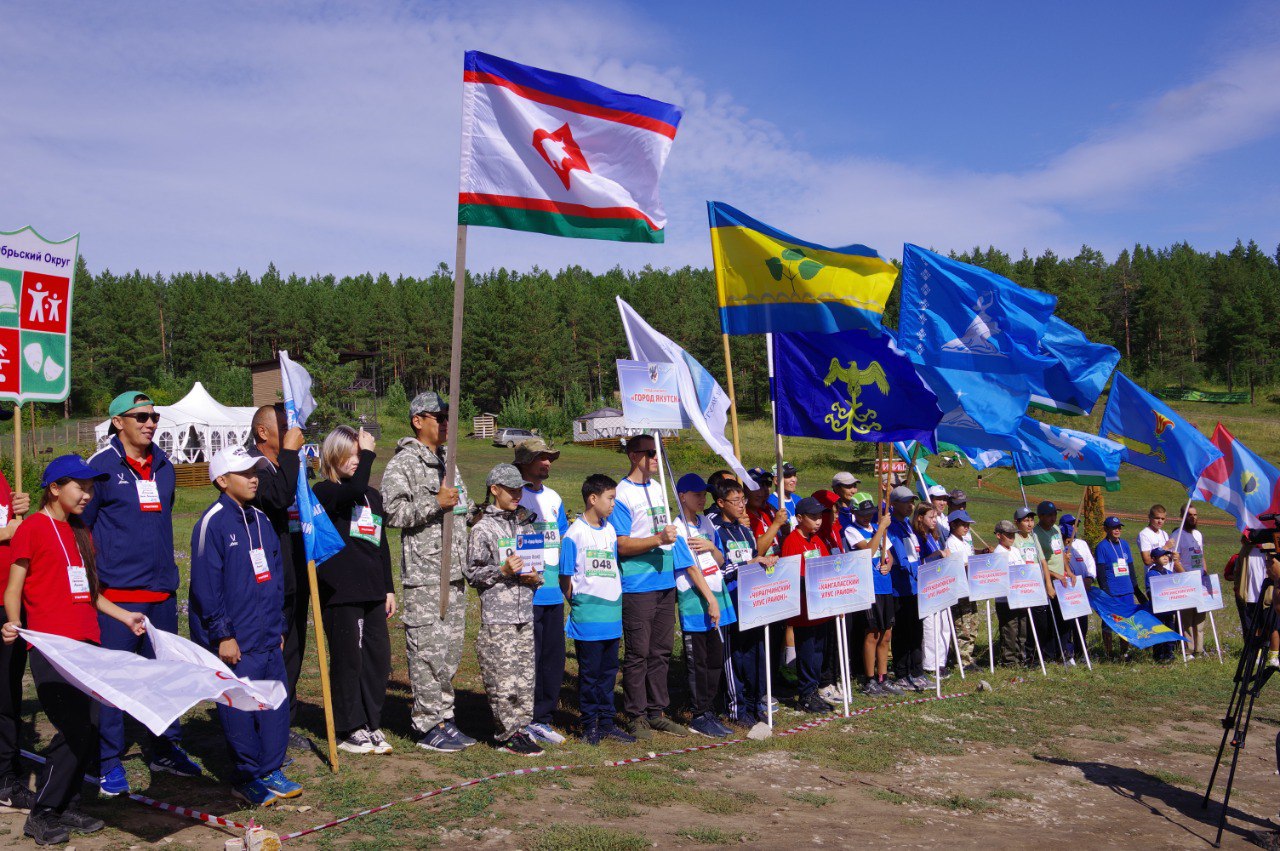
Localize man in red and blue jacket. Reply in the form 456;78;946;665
84;391;202;794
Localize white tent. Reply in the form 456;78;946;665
94;382;258;464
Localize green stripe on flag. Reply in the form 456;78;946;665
459;203;664;243
1017;469;1120;491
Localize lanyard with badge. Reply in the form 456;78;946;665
45;511;92;603
238;505;272;584
721;524;753;566
682;516;718;574
350;496;383;545
1104;539;1129;576
122;454;162;512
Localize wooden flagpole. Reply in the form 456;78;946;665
722;333;742;461
307;559;339;772
438;225;467;619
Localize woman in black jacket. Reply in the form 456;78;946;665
313;426;395;755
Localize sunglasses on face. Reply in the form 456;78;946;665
630;448;657;459
122;412;161;424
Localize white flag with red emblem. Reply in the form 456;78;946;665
458;51;682;243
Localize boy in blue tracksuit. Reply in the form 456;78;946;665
190;447;298;807
84;390;201;794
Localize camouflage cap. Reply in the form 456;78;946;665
486;463;530;490
410;391;448;416
514;437;560;466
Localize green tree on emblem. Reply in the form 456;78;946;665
765;248;824;295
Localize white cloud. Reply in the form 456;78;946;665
3;2;1278;278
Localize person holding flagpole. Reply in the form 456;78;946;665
610;433;693;740
247;403;311;748
84;391;203;796
3;455;148;845
381;392;475;753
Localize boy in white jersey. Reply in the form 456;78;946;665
514;439;570;746
560;475;637;746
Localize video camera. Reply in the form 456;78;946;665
1246;512;1280;550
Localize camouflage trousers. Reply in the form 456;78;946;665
953;600;979;667
476;621;536;741
403;580;466;736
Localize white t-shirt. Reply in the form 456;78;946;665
1066;538;1097;579
675;513;720;573
519;484;566;568
947;534;974;563
613;478;673;551
1168;529;1205;575
1245;548;1268;604
1137;526;1169;562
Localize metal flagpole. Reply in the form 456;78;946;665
765;334;785;512
1011;454;1030;508
1027;612;1048;676
1176;611;1189;663
946;607;965;679
764;625;774;728
1209;612;1223;663
933;613;942;697
1075;617;1093;671
437;224;467;619
836;614;850;717
986;600;995;673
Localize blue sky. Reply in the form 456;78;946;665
5;1;1279;277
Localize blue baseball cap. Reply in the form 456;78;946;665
947;509;974;525
677;473;707;494
1103;516;1124;529
1060;513;1078;536
41;454;109;488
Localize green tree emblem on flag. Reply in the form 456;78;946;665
765;248;823;295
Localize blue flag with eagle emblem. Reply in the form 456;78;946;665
773;329;942;450
1088;586;1187;648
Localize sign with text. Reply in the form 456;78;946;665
1006;562;1048;610
1053;579;1092;620
737;555;802;630
918;552;966;618
966;552;1009;602
1197;573;1225;613
616;359;690;429
1149;569;1203;614
804;550;875;619
0;227;78;403
516;531;546;574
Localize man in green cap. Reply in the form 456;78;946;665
382;391;474;752
86;391;203;795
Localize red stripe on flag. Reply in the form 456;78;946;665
464;71;678;140
458;193;660;230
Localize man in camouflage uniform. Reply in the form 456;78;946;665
464;464;544;756
381;391;474;752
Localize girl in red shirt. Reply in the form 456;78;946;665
780;496;832;714
2;455;146;845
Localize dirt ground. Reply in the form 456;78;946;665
4;703;1280;850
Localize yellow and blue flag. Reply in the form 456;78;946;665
1099;371;1222;493
708;202;897;335
1087;587;1187;648
773;329;941;449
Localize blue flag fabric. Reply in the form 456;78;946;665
1087;587;1187;648
279;352;345;567
1099;371;1223;493
1011;417;1125;491
941;443;1012;471
1029;316;1121;416
916;364;1026;451
774;330;942;449
1197;423;1280;531
898;245;1058;374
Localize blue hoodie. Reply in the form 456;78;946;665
189;492;286;653
82;435;178;593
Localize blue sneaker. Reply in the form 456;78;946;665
443;720;476;747
260;770;303;799
232;779;279;808
149;745;203;778
98;765;130;797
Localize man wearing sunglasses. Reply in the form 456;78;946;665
609;433;693;740
382;391;475;753
85;391;203;795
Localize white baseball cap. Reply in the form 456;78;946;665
927;484;949;498
210;445;268;482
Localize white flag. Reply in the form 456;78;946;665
279;349;316;428
20;621;285;736
616;297;755;488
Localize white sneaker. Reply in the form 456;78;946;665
338;728;377;754
526;723;566;745
368;729;393;754
818;684;845;704
1067;658;1078;667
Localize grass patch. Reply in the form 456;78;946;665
934;793;996;813
676;827;756;844
528;824;650;851
1150;768;1197;788
786;790;833;807
870;789;911;805
988;787;1034;802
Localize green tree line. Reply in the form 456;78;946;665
56;238;1280;434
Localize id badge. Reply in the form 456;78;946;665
349;505;382;545
67;564;92;603
695;544;717;572
805;548;821;561
250;548;271;584
0;505;9;526
136;479;162;512
729;544;752;565
498;536;517;561
287;501;301;534
1114;557;1130;577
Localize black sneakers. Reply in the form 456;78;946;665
495;731;544;757
24;809;69;846
0;781;35;813
60;807;105;834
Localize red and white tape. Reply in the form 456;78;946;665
279;690;970;842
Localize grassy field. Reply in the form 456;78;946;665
3;398;1278;849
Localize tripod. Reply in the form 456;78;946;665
1201;582;1277;847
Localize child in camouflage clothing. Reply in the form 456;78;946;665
464;464;545;756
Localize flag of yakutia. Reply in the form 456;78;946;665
458;50;682;243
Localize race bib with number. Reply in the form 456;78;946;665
585;548;617;578
67;564;91;603
727;542;753;564
349;505;383;545
536;521;560;549
250;548;271;584
647;505;670;528
136;479;162;513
